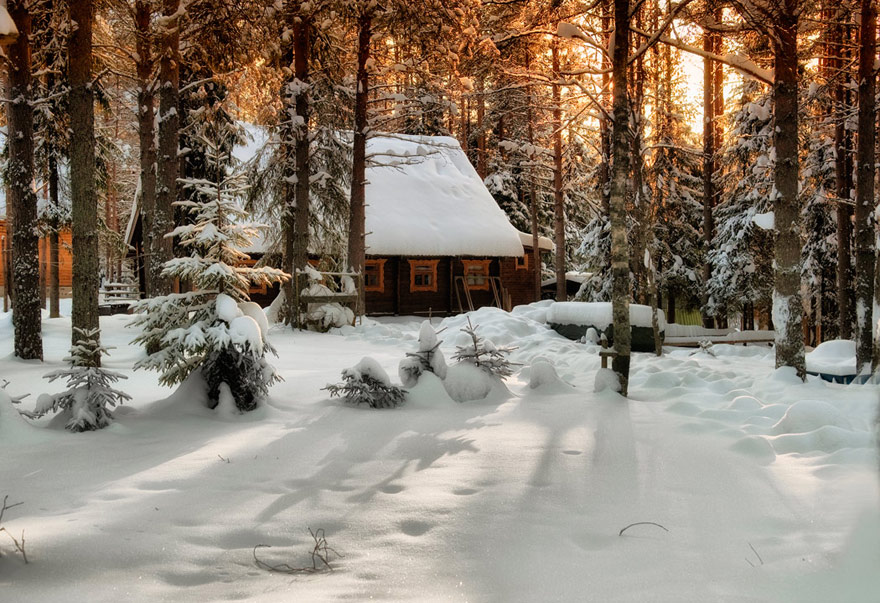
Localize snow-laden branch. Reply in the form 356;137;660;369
631;27;773;85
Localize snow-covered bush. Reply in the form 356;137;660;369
398;321;448;387
130;119;287;412
451;317;516;378
33;328;130;432
324;357;406;409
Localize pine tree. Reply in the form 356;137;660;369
34;328;130;432
130;107;288;411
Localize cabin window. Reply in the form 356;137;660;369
364;259;386;292
409;260;439;292
462;260;491;290
515;254;528;270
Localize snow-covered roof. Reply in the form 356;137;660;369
518;231;554;252
365;135;524;257
124;130;534;258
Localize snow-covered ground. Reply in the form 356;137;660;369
1;301;878;602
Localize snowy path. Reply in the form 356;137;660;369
1;307;878;602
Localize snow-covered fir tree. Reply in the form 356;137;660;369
325;357;407;409
130;106;287;411
451;317;516;379
800;114;839;341
706;84;775;321
399;320;448;387
34;328;130;432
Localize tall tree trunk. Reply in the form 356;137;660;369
552;41;566;302
700;23;717;328
69;0;99;353
7;2;42;359
772;7;805;378
834;8;855;339
855;0;876;371
610;0;632;395
348;9;371;315
135;0;156;297
280;3;296;325
599;0;612;216
282;8;311;327
48;155;60;318
526;60;540;302
153;0;180;297
292;15;311;299
476;76;487;179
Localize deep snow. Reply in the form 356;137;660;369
1;301;878;602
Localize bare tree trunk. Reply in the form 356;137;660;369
552;41;566;302
69;0;100;354
135;0;156;297
348;9;371;315
292;15;311;300
855;0;876;371
834;8;855;339
772;8;805;378
599;0;612;217
610;0;632;395
278;3;296;325
7;1;42;359
700;21;718;328
476;76;487;180
526;63;541;301
153;0;180;297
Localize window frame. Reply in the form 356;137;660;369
461;259;491;291
364;259;387;293
515;254;528;270
408;259;439;292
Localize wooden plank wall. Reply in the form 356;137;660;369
0;220;74;288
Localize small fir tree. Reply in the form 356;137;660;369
399;320;448;387
325;357;406;409
451;317;516;378
34;328;130;432
130;108;287;411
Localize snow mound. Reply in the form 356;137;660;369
772;400;853;435
444;362;494;402
546;301;665;330
441;307;550;349
806;340;857;377
770;426;874;455
730;436;776;464
594;368;620;393
405;372;456;406
767;366;804;385
523;357;572;393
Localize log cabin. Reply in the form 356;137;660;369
124;133;552;316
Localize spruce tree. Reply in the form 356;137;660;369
130;106;288;411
